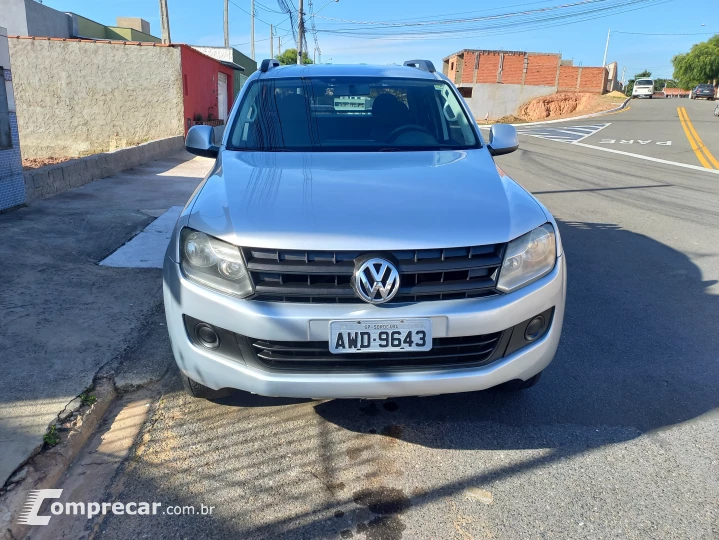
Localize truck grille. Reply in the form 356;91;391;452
243;244;505;303
244;332;503;371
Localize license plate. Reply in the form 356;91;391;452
329;319;432;354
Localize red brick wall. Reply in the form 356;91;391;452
525;54;560;86
445;54;459;82
501;54;525;84
558;66;580;90
446;49;606;93
578;66;608;93
476;53;500;83
461;52;477;83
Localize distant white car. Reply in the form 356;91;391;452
632;78;654;99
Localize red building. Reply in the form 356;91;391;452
177;45;236;135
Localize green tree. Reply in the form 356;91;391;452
276;48;314;65
672;35;719;89
624;70;652;96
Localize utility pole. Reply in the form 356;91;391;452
602;28;611;66
270;25;273;58
620;66;626;85
223;0;229;47
159;0;171;44
297;0;304;64
250;0;255;60
278;35;281;55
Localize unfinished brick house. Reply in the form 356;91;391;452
443;49;609;119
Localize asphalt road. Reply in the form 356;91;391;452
50;99;719;539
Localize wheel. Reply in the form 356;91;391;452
649;95;653;99
180;373;232;399
495;372;542;391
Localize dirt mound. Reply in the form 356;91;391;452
605;90;627;98
516;92;625;122
495;114;525;124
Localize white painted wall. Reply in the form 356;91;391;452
9;38;185;158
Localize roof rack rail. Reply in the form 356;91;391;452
403;59;436;73
260;58;281;72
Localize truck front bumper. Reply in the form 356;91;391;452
163;254;566;398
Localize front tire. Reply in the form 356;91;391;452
181;373;232;399
496;372;542;391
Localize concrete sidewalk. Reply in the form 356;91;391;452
0;152;211;486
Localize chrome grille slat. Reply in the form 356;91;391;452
244;244;505;304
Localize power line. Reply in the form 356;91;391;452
228;0;290;30
315;0;673;40
255;0;285;13
232;31;290;47
614;30;718;35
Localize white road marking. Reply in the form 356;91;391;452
515;123;611;143
572;143;719;175
100;206;183;268
598;139;672;145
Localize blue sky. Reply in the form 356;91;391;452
45;0;716;79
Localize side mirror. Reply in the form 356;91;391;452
487;124;519;156
186;125;219;158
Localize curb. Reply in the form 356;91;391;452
479;97;631;129
22;136;185;204
0;380;117;540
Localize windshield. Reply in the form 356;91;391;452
635;79;653;86
227;76;479;152
697;84;713;90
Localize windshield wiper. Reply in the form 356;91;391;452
378;147;404;152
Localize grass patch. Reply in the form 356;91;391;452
80;392;97;406
43;425;60;447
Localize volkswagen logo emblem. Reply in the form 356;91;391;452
354;258;400;304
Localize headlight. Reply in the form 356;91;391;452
497;223;556;292
180;228;253;298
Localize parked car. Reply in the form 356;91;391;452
164;60;566;400
692;84;716;100
632;78;654;98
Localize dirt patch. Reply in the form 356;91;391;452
22;156;74;170
495;114;526;124
505;92;626;123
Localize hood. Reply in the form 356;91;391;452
187;149;547;251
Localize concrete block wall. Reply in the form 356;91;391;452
8;37;185;159
462;83;558;120
22;135;184;203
